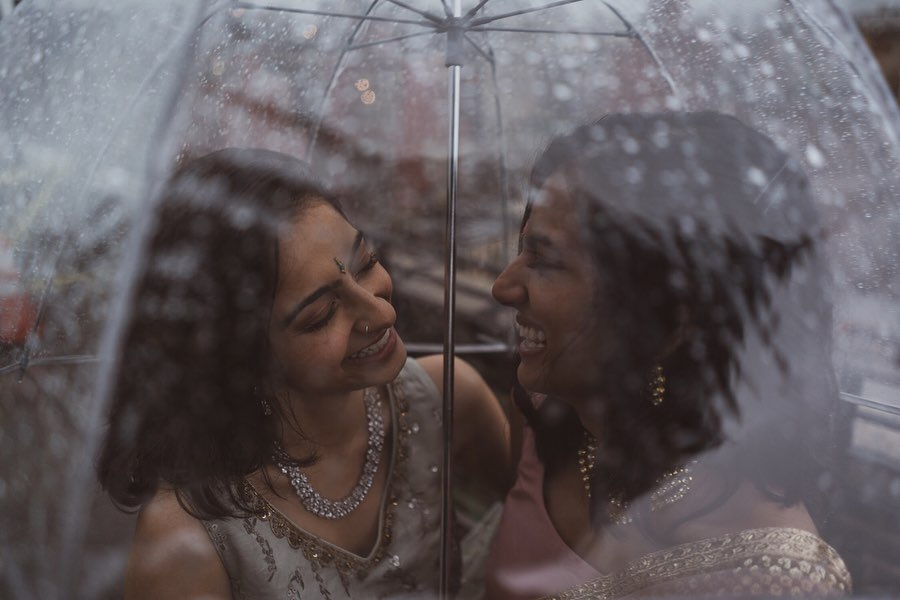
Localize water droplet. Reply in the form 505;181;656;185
746;166;767;187
552;83;573;102
625;166;642;184
664;95;682;110
622;138;639;155
805;144;826;169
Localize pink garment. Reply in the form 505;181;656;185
484;426;598;600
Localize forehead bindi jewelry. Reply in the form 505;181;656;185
333;257;346;274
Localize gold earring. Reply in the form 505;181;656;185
650;364;665;406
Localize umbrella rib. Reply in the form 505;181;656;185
785;0;900;151
57;1;222;588
233;2;438;28
469;25;634;37
384;0;445;24
405;342;512;354
841;392;900;418
18;0;234;382
30;354;101;366
347;30;436;51
469;0;584;27
463;33;493;62
600;0;684;102
439;0;453;18
0;355;100;374
0;361;21;376
464;0;492;20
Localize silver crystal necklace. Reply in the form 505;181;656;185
272;387;385;520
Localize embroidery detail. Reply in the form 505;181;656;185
243;376;411;581
541;528;851;599
287;568;304;600
242;518;277;582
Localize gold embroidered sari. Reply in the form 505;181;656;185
541;527;850;599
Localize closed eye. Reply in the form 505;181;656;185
300;300;338;333
353;251;379;278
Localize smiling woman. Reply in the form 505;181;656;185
486;112;851;599
95;148;510;599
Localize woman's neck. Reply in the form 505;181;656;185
278;387;370;455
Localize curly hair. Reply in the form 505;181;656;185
516;112;838;531
97;148;348;519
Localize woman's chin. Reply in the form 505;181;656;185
516;363;549;396
387;338;408;375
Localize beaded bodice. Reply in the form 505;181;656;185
541;527;851;599
203;358;447;599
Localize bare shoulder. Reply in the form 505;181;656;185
416;354;491;400
124;489;232;600
416;354;512;495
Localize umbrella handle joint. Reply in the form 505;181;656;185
444;18;465;67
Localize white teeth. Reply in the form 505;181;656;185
349;329;391;359
516;324;546;346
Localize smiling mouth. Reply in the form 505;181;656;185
348;329;392;359
517;323;547;350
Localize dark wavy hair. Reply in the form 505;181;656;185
96;148;347;519
516;112;839;531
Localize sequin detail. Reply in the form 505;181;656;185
242;376;411;580
541;528;850;599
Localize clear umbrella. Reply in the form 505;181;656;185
1;0;898;597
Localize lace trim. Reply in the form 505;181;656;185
242;375;412;580
542;527;851;599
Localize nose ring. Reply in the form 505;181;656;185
365;323;370;334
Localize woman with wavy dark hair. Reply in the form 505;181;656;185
97;148;509;599
485;112;850;598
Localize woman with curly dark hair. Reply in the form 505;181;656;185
97;148;509;599
486;112;850;598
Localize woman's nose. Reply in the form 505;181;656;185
492;260;526;307
352;268;396;333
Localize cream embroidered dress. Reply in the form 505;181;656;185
203;358;447;599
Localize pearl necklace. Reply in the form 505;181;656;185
272;387;385;520
577;431;695;525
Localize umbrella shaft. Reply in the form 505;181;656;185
440;62;461;600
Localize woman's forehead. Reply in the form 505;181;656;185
526;174;583;240
277;205;358;277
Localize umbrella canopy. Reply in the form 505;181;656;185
1;0;899;597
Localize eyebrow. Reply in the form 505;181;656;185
520;231;555;253
279;230;366;329
351;229;364;256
